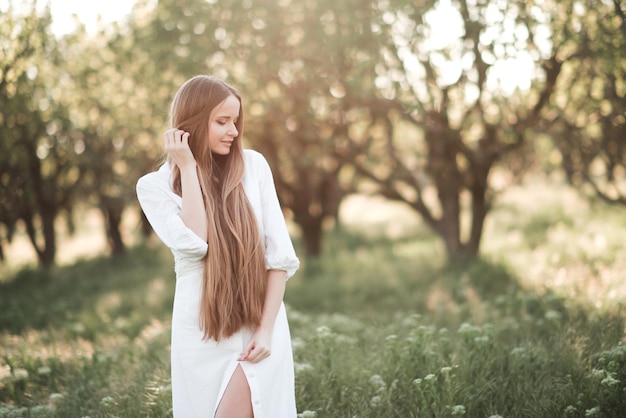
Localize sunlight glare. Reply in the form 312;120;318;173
413;0;545;94
0;0;139;35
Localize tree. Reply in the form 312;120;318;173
204;0;389;256
352;0;567;261
0;4;85;267
548;0;626;205
57;20;157;256
50;0;196;256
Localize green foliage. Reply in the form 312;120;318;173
0;4;84;266
546;0;626;204
0;245;175;417
2;0;623;265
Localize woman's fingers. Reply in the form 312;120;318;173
164;129;190;150
163;129;196;169
250;346;270;363
239;342;271;363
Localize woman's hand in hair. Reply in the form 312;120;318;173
166;128;207;240
164;128;196;169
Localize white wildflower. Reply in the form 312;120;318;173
417;325;436;336
6;407;28;417
369;374;387;391
601;375;620;387
157;384;172;393
48;393;64;411
510;347;525;356
297;411;317;418
370;395;382;408
294;362;314;375
29;405;48;417
451;405;466;415
335;334;357;345
13;368;29;381
100;396;115;407
585;407;600;417
390;379;398;391
458;323;474;334
37;366;51;376
402;314;421;327
316;326;332;338
545;310;562;320
49;393;64;401
424;374;435;381
440;367;452;374
72;322;86;333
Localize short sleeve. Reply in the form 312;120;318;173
136;165;208;261
256;154;300;279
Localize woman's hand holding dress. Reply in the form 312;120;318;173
239;328;272;363
239;269;288;363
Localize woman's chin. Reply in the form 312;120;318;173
212;148;232;156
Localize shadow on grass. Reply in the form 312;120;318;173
0;245;174;337
289;228;623;345
287;228;527;324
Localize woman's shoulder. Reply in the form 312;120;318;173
243;149;271;172
136;162;172;192
243;148;264;163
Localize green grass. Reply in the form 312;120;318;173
1;181;625;417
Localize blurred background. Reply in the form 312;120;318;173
0;0;625;417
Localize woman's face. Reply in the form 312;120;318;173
207;94;240;155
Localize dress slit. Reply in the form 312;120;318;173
212;358;243;418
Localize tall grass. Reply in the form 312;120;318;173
1;180;625;417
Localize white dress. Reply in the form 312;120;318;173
136;149;300;418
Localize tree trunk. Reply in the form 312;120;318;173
23;208;57;268
296;215;323;257
101;196;126;257
40;209;56;267
426;111;467;262
466;195;486;256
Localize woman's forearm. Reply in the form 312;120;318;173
179;163;208;242
259;269;287;333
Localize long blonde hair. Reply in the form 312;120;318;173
168;75;266;341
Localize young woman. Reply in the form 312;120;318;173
136;75;300;418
